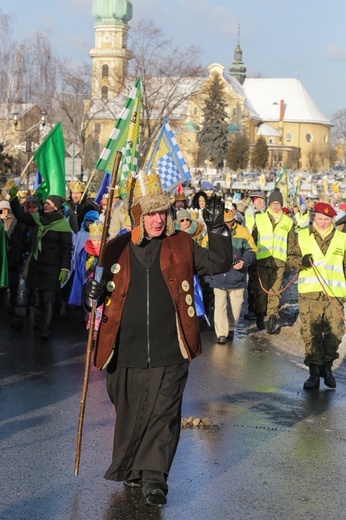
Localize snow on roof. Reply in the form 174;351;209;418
242;78;331;126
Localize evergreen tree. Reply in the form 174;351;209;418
197;74;229;168
0;144;13;187
251;136;269;170
227;134;250;171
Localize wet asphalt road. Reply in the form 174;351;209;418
1;298;346;520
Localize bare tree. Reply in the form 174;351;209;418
128;19;205;163
331;108;346;164
306;144;322;173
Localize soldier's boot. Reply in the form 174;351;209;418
320;362;336;389
256;313;265;330
267;315;279;335
303;365;321;390
40;302;54;340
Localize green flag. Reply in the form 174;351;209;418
95;77;141;175
34;122;66;200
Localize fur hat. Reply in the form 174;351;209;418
268;189;283;206
126;170;174;245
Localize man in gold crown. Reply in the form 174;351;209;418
66;180;99;230
84;169;232;507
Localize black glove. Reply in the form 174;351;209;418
302;254;313;268
83;278;106;311
203;194;227;234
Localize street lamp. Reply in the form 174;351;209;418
12;109;47;189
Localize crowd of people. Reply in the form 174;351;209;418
1;172;346;507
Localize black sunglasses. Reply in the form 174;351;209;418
179;218;191;222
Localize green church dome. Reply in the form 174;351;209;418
92;0;133;24
184;121;200;132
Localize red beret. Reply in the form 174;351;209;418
282;207;291;215
313;202;337;217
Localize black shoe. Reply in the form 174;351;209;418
124;478;142;488
217;336;227;344
244;311;256;320
145;488;167;507
228;331;234;341
256;313;265;330
303;365;320;390
320;363;336;388
267;315;279;335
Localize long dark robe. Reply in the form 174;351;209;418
105;363;188;481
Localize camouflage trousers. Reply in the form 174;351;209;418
254;264;285;318
299;293;345;366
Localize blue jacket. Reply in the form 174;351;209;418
208;222;256;290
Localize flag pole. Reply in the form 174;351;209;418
20;155;34;182
74;150;122;476
81;168;97;202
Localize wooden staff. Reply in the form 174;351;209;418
20;155;34;182
80;168;97;202
74;150;122;476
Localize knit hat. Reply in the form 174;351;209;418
45;195;65;211
250;190;266;200
126;170;174;245
268;189;283;206
224;206;236;223
177;209;191;221
0;200;11;210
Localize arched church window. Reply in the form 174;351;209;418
102;64;109;78
286;131;292;142
101;86;108;100
306;133;313;143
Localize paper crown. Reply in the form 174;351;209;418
69;180;85;193
126;170;164;200
189;209;199;220
89;220;103;240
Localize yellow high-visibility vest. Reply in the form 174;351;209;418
298;228;346;297
256;212;293;261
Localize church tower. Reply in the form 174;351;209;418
90;0;133;100
229;25;247;85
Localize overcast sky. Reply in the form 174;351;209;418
6;0;346;119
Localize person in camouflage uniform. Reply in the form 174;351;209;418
252;188;296;334
287;202;346;390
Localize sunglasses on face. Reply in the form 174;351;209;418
179;218;190;223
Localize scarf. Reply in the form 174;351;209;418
267;207;283;224
31;211;72;260
313;222;334;240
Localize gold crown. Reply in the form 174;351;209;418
189;209;199;220
69;180;85;193
18;190;30;199
89;220;103;239
126;170;164;200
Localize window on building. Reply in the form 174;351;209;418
101;86;108;100
94;123;101;134
193;107;198;115
306;133;313;143
286;131;292;142
102;64;109;78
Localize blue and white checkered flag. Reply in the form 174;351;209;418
145;117;191;192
